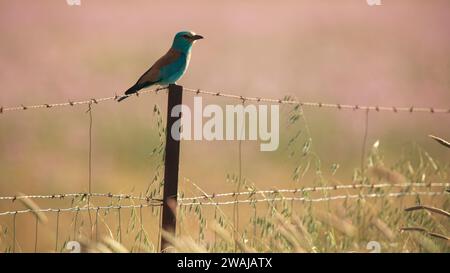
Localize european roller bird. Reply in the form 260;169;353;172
117;31;203;102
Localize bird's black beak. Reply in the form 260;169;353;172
192;35;204;40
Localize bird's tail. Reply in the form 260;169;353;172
117;95;129;102
117;83;143;102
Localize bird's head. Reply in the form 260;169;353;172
172;31;204;52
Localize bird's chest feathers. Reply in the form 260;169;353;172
176;51;191;72
185;52;191;69
160;51;191;83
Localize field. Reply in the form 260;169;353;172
0;0;449;253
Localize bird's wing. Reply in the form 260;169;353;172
135;48;182;85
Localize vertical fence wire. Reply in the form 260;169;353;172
55;210;60;253
73;209;79;241
361;109;370;173
95;208;99;242
12;213;16;253
87;103;94;239
118;207;122;243
234;100;246;251
139;205;144;252
34;215;38;253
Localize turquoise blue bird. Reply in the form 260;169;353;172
117;31;204;102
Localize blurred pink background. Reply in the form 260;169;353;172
1;0;449;188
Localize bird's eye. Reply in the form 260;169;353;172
182;34;191;39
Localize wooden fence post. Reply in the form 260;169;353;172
160;84;183;252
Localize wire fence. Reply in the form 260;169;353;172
177;182;450;202
178;190;448;207
0;203;161;217
0;183;447;251
0;192;162;202
0;85;449;252
0;181;448;252
1;182;446;203
1;182;448;216
1;86;449;114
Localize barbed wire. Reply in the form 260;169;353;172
178;182;450;202
0;203;162;217
1;190;446;217
0;87;168;113
183;88;450;114
1;183;447;217
1;86;449;114
1;182;446;203
178;190;448;207
0;192;162;202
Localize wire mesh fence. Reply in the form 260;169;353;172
1;182;447;216
1;182;448;252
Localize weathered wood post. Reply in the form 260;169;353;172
160;84;183;252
